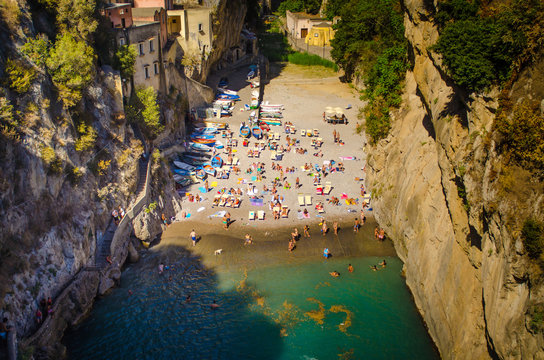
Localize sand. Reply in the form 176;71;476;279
154;63;391;270
176;63;369;230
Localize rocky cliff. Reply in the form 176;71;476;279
366;1;544;358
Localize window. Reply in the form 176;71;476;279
144;66;150;79
138;42;144;55
314;33;318;37
154;62;159;75
198;23;203;32
149;39;154;52
120;9;124;15
119;37;126;46
172;19;177;24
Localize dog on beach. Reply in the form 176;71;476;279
214;249;223;255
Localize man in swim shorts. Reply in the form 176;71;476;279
190;230;197;246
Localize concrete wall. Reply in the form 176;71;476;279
287;34;332;61
134;0;173;10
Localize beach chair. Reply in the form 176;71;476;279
315;137;323;147
305;194;312;205
212;195;221;207
281;206;289;218
298;194;305;206
273;206;281;214
316;186;323;195
270;150;277;160
306;130;312;137
274;132;280;140
323;182;332;195
219;194;229;207
258;210;265;220
232;156;239;165
233;197;241;208
318;205;325;213
313;129;319;137
301;129;306;137
249;211;255;220
363;193;371;206
225;196;234;207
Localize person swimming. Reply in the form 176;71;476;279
330;271;340;277
348;264;354;273
379;259;387;268
370;265;378;271
210;300;220;309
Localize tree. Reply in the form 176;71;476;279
46;33;96;108
21;34;50;68
5;58;36;94
114;45;137;80
128;87;163;140
56;0;98;42
277;0;322;15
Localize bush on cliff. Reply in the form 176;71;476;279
127;87;163;140
46;33;96;108
522;218;544;259
5;58;36;94
114;45;137;80
432;0;543;92
495;100;544;169
21;34;50;68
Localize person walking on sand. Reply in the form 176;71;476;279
333;221;338;235
244;233;253;245
205;180;209;192
360;210;365;225
374;227;379;240
296;177;300;189
190;229;197;246
333;129;337;143
304;225;310;238
223;214;229;230
321;220;328;236
354;218;360;233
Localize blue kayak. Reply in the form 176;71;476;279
240;125;251;138
211;155;223;168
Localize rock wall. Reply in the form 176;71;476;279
366;1;544;359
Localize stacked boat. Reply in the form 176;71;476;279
259;102;284;126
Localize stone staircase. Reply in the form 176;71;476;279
95;156;149;267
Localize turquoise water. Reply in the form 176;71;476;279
64;252;438;359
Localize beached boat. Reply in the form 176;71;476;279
211;155;223;168
260;112;283;118
218;88;238;96
173;168;195;176
240;125;251;138
203;164;216;176
202;121;228;130
182;156;209;165
195;168;207;180
173;174;193;183
190;133;214;140
261;102;284;110
252;126;262;139
173;161;196;171
192;138;215;145
193;127;218;135
183;153;211;162
260;118;282;126
216;93;240;101
190;142;213;152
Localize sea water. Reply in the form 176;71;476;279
64;250;438;360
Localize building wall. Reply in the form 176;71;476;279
134;0;173;10
103;5;133;28
183;8;212;53
114;23;164;93
285;11;329;39
132;9;168;47
305;26;334;46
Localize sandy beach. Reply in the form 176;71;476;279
175;63;369;229
155;63;392;270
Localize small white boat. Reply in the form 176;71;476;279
174;161;196;171
218;88;238;96
215;140;224;149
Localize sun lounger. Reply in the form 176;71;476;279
270;150;277;160
298;194;305;206
274;132;280;140
306;130;312;137
323;181;332;195
258;210;265;220
305;194;312;205
233;197;241;208
219;194;229;207
212;195;221;207
316;186;323;195
249;211;255;220
281;206;289;218
313;129;319;136
318;206;325;213
301;129;306;137
297;210;304;220
273;206;281;213
363;193;371;205
225;196;234;207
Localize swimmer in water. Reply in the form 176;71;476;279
128;290;133;296
379;259;387;268
348;264;354;273
329;271;340;277
185;294;191;303
210;300;219;309
370;265;378;271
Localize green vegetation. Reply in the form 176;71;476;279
5;58;36;94
40;145;62;173
522;218;544;259
330;0;407;144
144;201;158;213
46;33;96;108
114;45;137;80
287;52;338;71
21;35;50;68
128;87;163;140
65;164;83;185
56;0;98;42
0;0;21;32
97;159;111;176
495;101;544;169
277;0;321;15
74;122;97;152
432;0;544;92
529;304;544;333
0;96;19;141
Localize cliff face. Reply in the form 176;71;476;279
366;1;544;358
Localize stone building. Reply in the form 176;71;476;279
132;7;168;47
134;0;173;10
285;10;324;39
101;3;133;29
